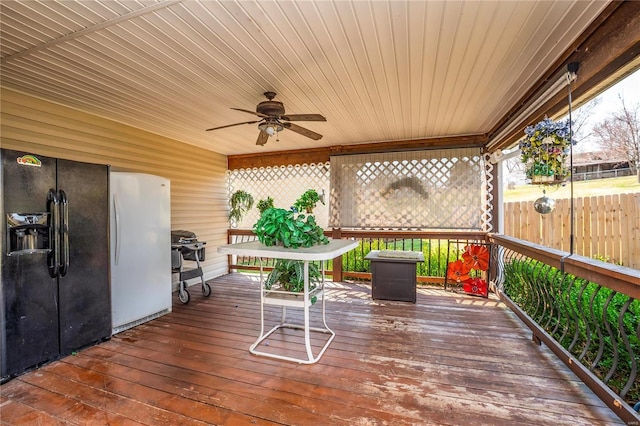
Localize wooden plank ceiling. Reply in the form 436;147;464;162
0;0;613;156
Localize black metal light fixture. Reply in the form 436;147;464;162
567;62;579;254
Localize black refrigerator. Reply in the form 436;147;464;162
1;149;111;382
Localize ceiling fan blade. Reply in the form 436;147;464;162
280;114;326;122
205;120;259;131
283;122;323;140
231;107;268;118
256;131;269;146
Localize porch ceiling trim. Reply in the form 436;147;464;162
228;133;486;170
487;1;640;152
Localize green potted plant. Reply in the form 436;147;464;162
293;189;324;213
253;207;328;248
264;259;323;302
253;198;329;297
257;196;274;214
228;190;254;226
519;117;574;184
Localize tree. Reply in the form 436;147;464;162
592;95;640;176
570;97;602;152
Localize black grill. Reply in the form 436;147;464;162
171;230;209;303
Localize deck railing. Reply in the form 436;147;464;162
227;228;487;282
490;234;640;423
226;228;639;422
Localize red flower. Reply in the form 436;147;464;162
462;245;489;271
463;277;488;297
447;260;471;283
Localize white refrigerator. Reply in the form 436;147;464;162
110;172;172;334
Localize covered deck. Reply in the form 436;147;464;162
1;273;622;425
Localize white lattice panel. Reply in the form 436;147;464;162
228;163;331;229
482;154;495;232
228;151;494;232
330;149;486;230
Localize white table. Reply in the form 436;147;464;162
217;239;358;364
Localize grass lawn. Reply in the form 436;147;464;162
503;175;640;202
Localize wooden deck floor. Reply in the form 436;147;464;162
1;273;624;425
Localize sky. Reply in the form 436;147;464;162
573;68;640;152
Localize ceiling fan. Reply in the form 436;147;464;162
205;91;326;146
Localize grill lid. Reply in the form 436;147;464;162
171;230;198;244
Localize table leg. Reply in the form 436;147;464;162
248;258;335;364
303;260;313;360
257;257;265;340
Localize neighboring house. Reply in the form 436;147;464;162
572;151;631;181
503;150;632;188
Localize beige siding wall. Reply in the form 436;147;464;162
1;88;229;281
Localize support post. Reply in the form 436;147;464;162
332;227;343;282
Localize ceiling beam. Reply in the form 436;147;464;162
228;134;487;170
1;0;184;65
487;1;640;152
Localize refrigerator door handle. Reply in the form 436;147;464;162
113;193;121;265
59;190;69;277
47;189;60;278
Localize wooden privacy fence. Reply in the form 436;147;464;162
504;192;640;269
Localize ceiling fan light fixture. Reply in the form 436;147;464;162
207;92;324;145
258;121;283;136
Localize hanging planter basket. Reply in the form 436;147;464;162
519;117;574;185
529;159;555;183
